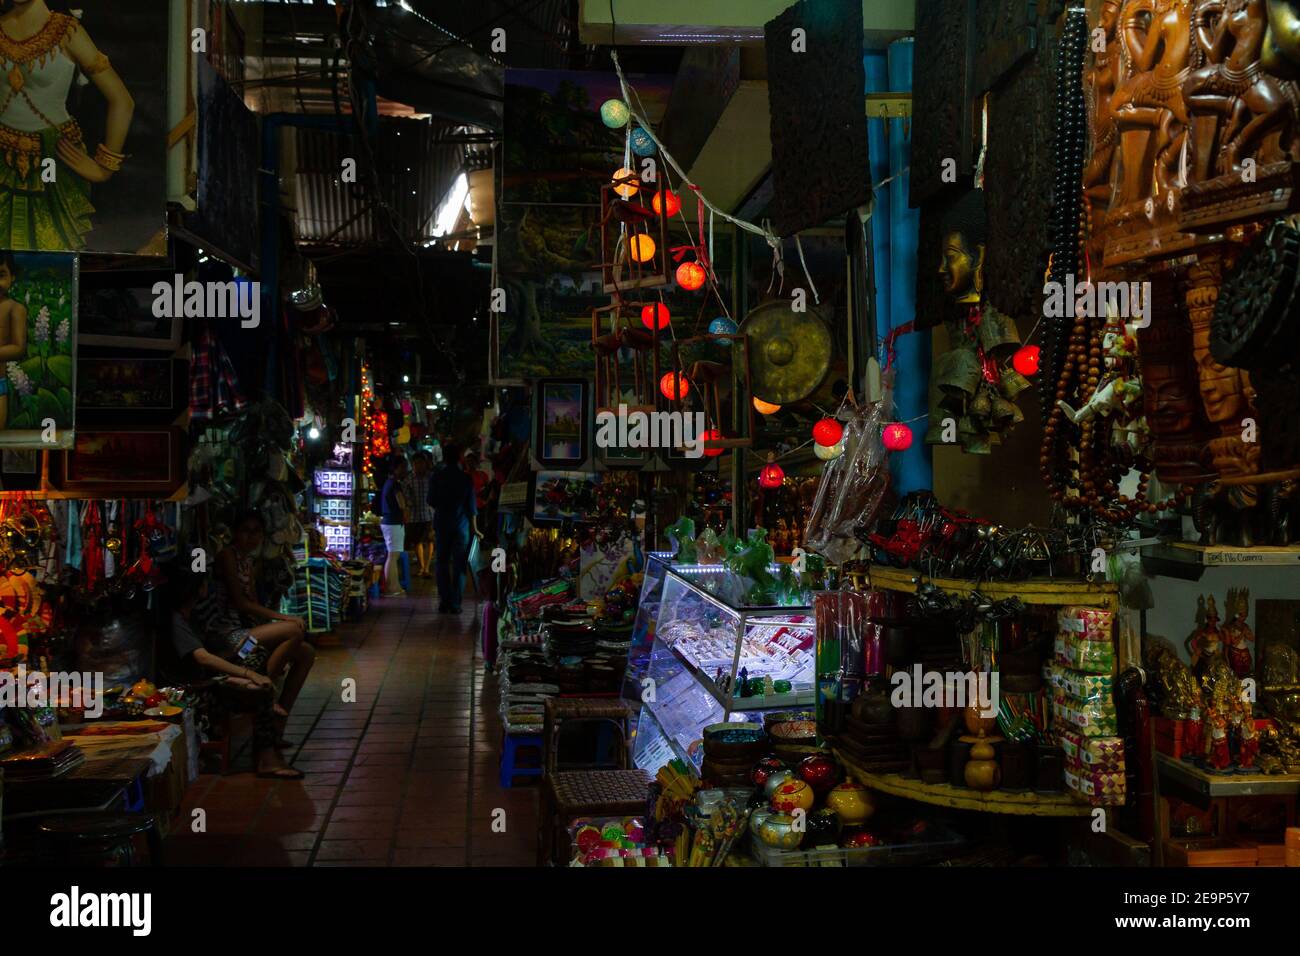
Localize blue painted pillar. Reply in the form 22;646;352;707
885;38;930;493
864;52;891;339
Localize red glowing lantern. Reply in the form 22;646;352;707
812;417;844;447
660;371;691;401
702;428;724;457
676;261;707;291
651;189;681;217
758;455;785;489
1012;344;1041;377
641;303;670;330
882;422;913;452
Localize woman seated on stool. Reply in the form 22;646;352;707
196;509;315;740
167;567;303;779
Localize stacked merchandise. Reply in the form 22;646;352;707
1053;607;1125;806
340;560;370;619
495;579;573;732
313;457;355;558
281;557;347;634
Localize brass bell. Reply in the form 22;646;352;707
962;433;993;454
977;306;1022;360
934;347;983;399
957;415;979;438
999;366;1031;399
990;394;1020;424
970;387;993;419
924;417;946;444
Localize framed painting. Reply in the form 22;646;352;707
49;427;185;497
530;470;601;524
78;272;181;350
76;356;185;424
533;378;590;468
0;251;78;449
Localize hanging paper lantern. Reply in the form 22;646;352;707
812;417;844;447
758;455;785;489
652;189;681;217
676;261;707;290
612;167;639;199
702;428;724;457
882;422;914;451
708;317;738;341
641;303;670;330
629;234;656;263
600;99;630;128
753;397;781;415
660;371;691;400
629;126;655;157
814;440;844;461
1012;344;1041;377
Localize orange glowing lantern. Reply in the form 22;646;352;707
612;167;639;198
629;234;656;263
641;303;670;330
753;397;781;415
652;189;681;217
676;261;706;290
660;371;691;401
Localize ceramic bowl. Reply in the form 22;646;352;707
769;719;817;743
825;781;875;826
769;778;816;814
762;769;795;799
757;812;803;850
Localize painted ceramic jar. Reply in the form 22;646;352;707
770;778;816;814
824;781;875;826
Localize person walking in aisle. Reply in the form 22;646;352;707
403;451;435;578
428;442;482;613
380;455;408;596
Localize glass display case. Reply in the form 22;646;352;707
629;565;815;774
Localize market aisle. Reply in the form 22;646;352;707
167;582;538;867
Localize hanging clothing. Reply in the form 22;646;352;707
190;324;248;421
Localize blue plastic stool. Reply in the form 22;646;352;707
500;731;543;788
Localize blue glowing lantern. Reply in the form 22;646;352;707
708;317;738;343
600;99;630;128
629;127;656;157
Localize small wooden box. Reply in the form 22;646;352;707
1153;717;1188;759
1164;837;1258;867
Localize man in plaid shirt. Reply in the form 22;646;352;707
403;452;435;577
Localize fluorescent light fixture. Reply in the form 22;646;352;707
432;172;469;237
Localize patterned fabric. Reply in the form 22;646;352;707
189;325;247;421
403;473;433;523
0;123;93;250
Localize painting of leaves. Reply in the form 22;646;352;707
0;251;77;448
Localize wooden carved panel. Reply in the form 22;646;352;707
764;0;870;236
911;0;978;207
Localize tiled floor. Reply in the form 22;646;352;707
166;580;538;867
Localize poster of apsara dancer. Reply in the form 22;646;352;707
0;249;77;449
0;1;167;254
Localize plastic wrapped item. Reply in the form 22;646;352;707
803;401;890;565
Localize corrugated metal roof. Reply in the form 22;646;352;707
292;118;480;244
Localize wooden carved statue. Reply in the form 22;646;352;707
1113;0;1196;205
1085;0;1126;204
1184;0;1296;178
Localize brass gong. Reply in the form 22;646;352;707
740;300;832;405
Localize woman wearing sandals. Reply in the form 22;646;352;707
195;509;315;746
167;568;302;780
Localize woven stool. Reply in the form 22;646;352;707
538;768;650;866
499;731;543;788
36;813;163;867
543;697;631;773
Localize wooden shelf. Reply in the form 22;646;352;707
836;748;1093;817
1142;542;1300;581
862;565;1119;612
1155;752;1300;803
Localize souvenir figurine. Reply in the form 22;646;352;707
1204;703;1233;772
1222;586;1255;680
1187;594;1226;678
1237;698;1260;771
1056;313;1147;453
1184;705;1204;761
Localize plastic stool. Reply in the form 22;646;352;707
500;731;543;788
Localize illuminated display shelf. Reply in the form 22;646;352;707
626;563;815;774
